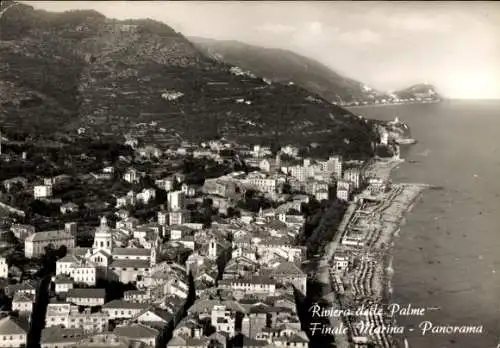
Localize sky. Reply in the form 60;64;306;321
22;1;500;99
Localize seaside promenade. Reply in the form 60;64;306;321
318;158;429;347
318;203;357;348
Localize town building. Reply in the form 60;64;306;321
10;224;35;241
60;202;79;215
0;316;29;348
327;155;343;178
12;293;35;316
34;184;53;199
102;300;149;320
123;168;142;184
270;262;307;295
155;177;174;192
114;324;160;348
167;191;185;211
45;302;108;333
66;289;106;307
168;210;190;226
25;230;75;258
52;276;74;294
343;168;361;189
0;257;8;279
41;327;85;348
336;180;351;201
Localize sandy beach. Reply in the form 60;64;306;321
318;158;429;347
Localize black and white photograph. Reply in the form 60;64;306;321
0;1;499;347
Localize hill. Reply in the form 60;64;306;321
0;3;378;159
190;37;380;104
392;83;441;101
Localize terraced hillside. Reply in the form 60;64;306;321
0;3;378;159
191;37;381;104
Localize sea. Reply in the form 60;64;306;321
351;100;500;348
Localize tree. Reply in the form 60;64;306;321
282;182;292;194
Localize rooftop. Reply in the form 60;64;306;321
0;316;29;336
67;288;106;299
26;230;74;242
113;247;150;256
103;300;149;310
41;327;85;344
110;259;150;269
114;324;159;339
13;292;35;302
271;262;305;276
219;276;276;286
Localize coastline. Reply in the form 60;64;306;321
345;100;441;110
319;157;429;347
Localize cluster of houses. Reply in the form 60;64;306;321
0;137;376;348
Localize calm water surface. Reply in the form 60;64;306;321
352;100;500;348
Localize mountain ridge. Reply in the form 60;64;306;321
191;37;442;106
190;36;379;104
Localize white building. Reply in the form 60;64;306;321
25;230;75;258
218;277;277;296
211;305;236;337
333;254;349;272
66;289;106;307
65;222;78;236
280;145;299;158
92;217;113;254
12;293;35;315
68;263;97;286
289;163;318;182
10;224;35;241
327;155;343;178
41;327;84;348
123;168;141;184
252;145;271;158
337;189;349;201
336;180;351;201
109;260;151;284
34;185;53;199
157;211;168;225
155;178;174;192
380;130;389;145
167;191;185;211
247;178;277;194
271;262;307;295
53;276;74;294
343;168;361;189
314;190;329;201
102;300;149;320
45;303;108;333
0;316;28;348
0;257;8;279
168;210;190;226
114;324;159;348
136;188;156;204
54;217;158;286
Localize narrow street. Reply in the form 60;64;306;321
27;275;52;348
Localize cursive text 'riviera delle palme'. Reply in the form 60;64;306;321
309;303;430;318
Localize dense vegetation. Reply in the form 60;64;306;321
297;198;348;258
